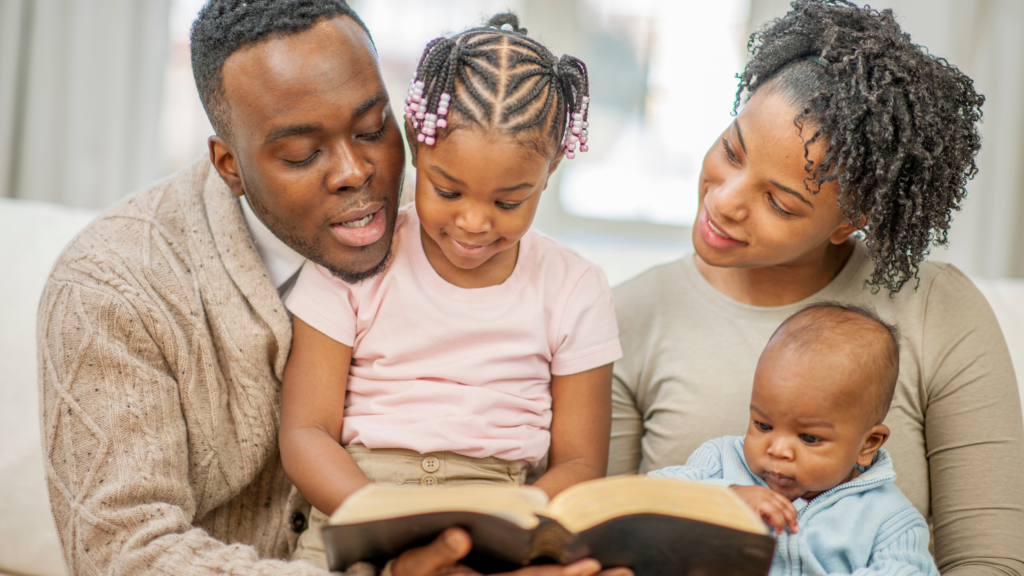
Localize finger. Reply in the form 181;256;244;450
762;506;787;535
597;568;634;576
772;495;799;533
392;527;473;576
563;559;603;576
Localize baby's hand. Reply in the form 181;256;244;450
729;485;799;535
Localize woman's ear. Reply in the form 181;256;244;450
855;424;890;467
403;118;420;168
829;214;866;245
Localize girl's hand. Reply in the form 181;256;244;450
729;485;799;535
390;528;633;576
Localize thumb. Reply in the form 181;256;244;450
392;527;473;576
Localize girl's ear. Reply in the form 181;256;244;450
541;147;565;191
855;424;890;467
403;118;420;168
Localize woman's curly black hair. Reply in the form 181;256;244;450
736;0;984;292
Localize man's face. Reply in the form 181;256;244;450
212;16;405;282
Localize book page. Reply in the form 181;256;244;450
545;475;765;534
329;483;551;529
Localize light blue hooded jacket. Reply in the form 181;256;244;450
649;436;938;576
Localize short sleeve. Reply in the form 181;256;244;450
551;265;623;376
284;260;359;346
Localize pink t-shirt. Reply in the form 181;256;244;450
284;206;621;465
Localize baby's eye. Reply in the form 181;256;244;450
754;421;771;432
436;189;459;199
496;201;521;210
800;434;819;445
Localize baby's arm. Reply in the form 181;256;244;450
279;316;372;516
532;364;613;498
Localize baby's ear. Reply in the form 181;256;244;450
856;424;890;467
403;118;420;167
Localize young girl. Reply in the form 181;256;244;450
280;13;620;569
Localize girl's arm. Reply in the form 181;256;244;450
280;316;371;516
532;364;613;498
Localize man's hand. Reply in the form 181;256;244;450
390;527;633;576
730;485;799;535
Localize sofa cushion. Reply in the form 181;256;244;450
1;198;97;576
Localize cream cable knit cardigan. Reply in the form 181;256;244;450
37;158;325;575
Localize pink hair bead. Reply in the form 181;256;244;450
417;133;426;143
580;136;588;144
437;118;447;129
425;127;436;136
572;126;581;135
415;111;425;120
565;151;575;159
425;136;436;145
580;144;589;152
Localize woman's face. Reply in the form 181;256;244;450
694;91;857;270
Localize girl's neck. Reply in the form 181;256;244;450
695;238;857;307
420;226;520;289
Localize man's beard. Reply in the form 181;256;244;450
244;186;397;284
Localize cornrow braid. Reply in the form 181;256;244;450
403;13;591;160
736;0;984;293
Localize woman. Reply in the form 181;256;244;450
609;1;1024;574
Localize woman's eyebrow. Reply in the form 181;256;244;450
770;180;814;209
734;121;747;153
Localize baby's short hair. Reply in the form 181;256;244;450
770;302;901;424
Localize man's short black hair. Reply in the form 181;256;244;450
190;0;372;141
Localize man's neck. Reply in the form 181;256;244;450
239;195;305;291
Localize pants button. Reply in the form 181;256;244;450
422;456;440;472
421;475;438;486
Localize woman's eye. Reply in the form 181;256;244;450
436;190;459;199
496;201;521;210
721;138;739;163
768;195;794;219
800;434;819;445
755;421;771;432
284;151;318;167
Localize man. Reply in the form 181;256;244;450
37;1;627;575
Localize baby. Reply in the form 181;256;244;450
651;302;938;576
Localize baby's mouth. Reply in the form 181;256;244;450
766;472;795;487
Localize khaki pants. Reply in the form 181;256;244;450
293;446;527;570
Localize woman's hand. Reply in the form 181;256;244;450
390;528;632;576
730;485;799;535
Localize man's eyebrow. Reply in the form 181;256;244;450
769;180;814;208
354;93;387;118
263;124;321;146
734;121;747;154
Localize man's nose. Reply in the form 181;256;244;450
326;142;373;193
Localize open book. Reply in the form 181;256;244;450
322;475;775;575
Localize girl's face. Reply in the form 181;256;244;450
694;91;858;270
413;128;557;276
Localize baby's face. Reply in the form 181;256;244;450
743;344;881;501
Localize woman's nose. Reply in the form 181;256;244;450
709;177;749;222
326;142;373;193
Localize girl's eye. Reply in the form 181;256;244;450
755;421;771;432
284;151;318;167
768;195;794;219
436;190;459;200
800;434;819;445
721;138;739;163
496;201;521;210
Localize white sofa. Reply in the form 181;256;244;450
3;197;1024;576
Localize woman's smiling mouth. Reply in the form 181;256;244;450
698;209;746;250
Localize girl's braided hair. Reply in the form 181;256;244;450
409;13;589;158
737;0;984;292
